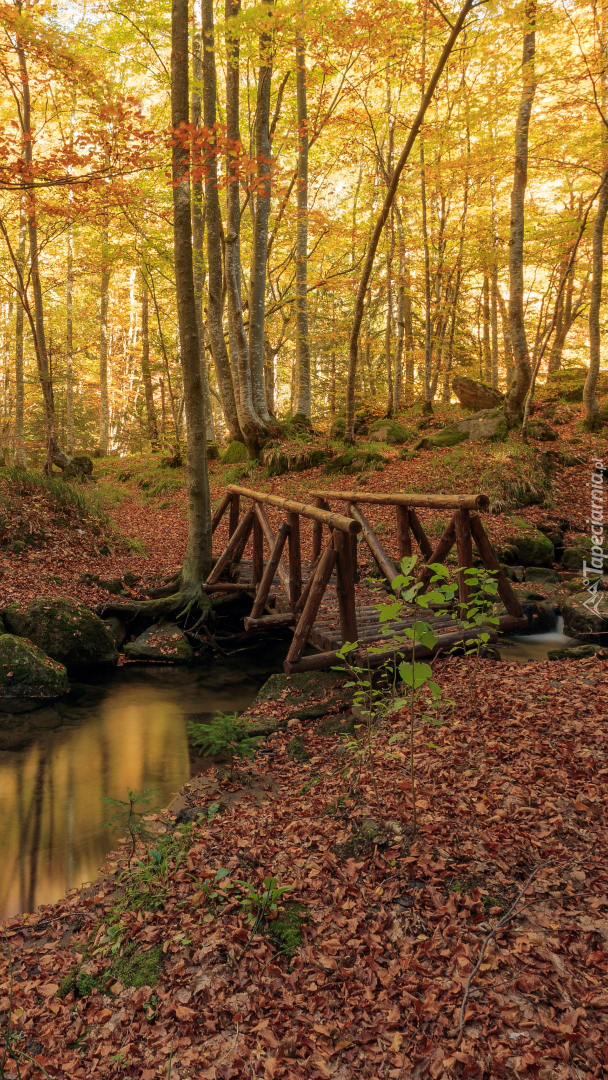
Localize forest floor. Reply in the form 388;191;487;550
0;406;607;1079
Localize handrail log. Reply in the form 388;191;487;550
309;489;490;512
227;485;361;534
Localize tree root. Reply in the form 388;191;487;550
96;585;213;629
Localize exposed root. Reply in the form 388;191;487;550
97;584;213;629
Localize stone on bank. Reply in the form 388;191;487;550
0;635;68;700
2;596;118;672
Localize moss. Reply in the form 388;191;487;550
268;903;308;956
0;634;68;699
369;419;411;445
287;735;310;762
501;526;555;567
361;816;380;839
548;644;606;661
124;621;194;662
3;596;118;670
298;775;321;795
57;967;97;999
323;449;385;475
415;427;469;450
106;943;163;989
222;440;248;463
253;671;343;706
562;538;592;571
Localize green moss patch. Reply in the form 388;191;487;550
222;440;248;464
0;634;68;699
3;596;118;670
107;943;163;989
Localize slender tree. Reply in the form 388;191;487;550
294;8;311;423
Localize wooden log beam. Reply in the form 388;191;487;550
206;508;255;584
211;491;232;533
309;489;490;512
202;582;253;593
249;518;290;618
408;509;433;560
396;505;411;558
469;513;526;619
254;504;291;599
244;611;297;630
417;517;456;588
312;496;329;562
288;511;302;609
227;484;361;534
229;492;240;537
252;514;264;585
285;538;338;666
454;509;473;608
334;529;358;645
349;503;398;585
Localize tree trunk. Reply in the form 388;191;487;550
66;219;74;453
15;13;55;464
140;273;158;444
584;162;608;427
497;285;514;388
420;135;432;412
248;0;274;426
172;0;212;584
392;210;405;414
15;199;26;469
385;237;394;415
225;0;265;455
99;222;110;455
192;3;215;443
201;0;243;443
505;1;536;423
294;12;311;423
482;271;491;381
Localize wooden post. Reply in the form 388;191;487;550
454;509;473;608
252;514;264;584
285;538;337;666
396;505;411;558
249;520;290;618
288;512;302;609
211;491;232;533
334;528;358;645
408;509;433;559
229;492;240;538
469;513;525;618
254;503;291;599
417;517;456;588
312;496;328;563
206;507;255;584
346;502;359;583
349;503;398;585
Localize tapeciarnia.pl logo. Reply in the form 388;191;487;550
582;459;606;616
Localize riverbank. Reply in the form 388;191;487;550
1;655;606;1079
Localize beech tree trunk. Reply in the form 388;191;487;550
201;0;243;443
392;209;405;414
172;0;212;583
505;1;536;423
584;162;608;426
294;13;311;422
99;222;110;455
66;220;74;453
248;0;274;426
225;0;265;454
15;199;26;469
482;272;491;380
191;1;215;442
140;274;158;445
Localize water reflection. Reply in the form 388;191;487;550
0;652;282;920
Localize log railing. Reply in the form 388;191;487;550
206;485;526;674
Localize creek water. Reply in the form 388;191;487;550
0;645;286;921
499;616;578;663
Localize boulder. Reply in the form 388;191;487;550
323;449;386;475
103;616;127;648
3;596;118;671
548;643;608;661
524;567;561;584
527;420;558;441
368;419;411;445
500;523;555;567
414;428;468;450
452;374;504;411
561;591;608;643
561;537;595;572
453;408;508;443
0;635;68;700
124;621;194;662
222;440;248;464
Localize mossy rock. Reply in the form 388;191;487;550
3;596;118;671
287;735;310;762
222;440;248;464
561;592;608;642
527;420;558;442
315;713;356;737
399;448;418;461
562;537;593;571
414;427;469;450
369;419;411;445
124;621;194;662
261;444;327;477
330;416;346;438
0;635;68;700
323;449;385;475
207;442;221;461
548;644;608;661
268;902;308;957
253;671;344;707
524;567;561;584
501;525;555;567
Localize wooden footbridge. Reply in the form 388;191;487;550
203;485;527;674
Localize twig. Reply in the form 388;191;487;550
455;862;548;1047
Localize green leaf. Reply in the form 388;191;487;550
428;680;442;699
398;660;433;689
423;742;441;749
214;867;230;882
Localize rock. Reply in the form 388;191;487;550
3;596;118;671
548;644;608;661
71;455;94;475
453;408;508;443
527;420;558;441
124;621;194;662
315;713;356;737
122;571;141;587
524;567;561;584
222;440;248;464
80;572;100;586
287;736;310;762
452;374;505;411
323;449;386;475
561;592;608;642
399;448;418;461
261;445;327;477
103;616;127;648
562;537;593;571
414;427;469;450
500;521;555;567
206;442;221;461
521;601;560;633
0;635;68;700
254;671;344;707
368;419;411;445
98;578;123;595
0;616;5;635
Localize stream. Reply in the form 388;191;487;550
0;623;578;921
0;644;286;921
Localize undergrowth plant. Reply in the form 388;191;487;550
188;712;262;775
102;787;160;868
452;567;500;716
